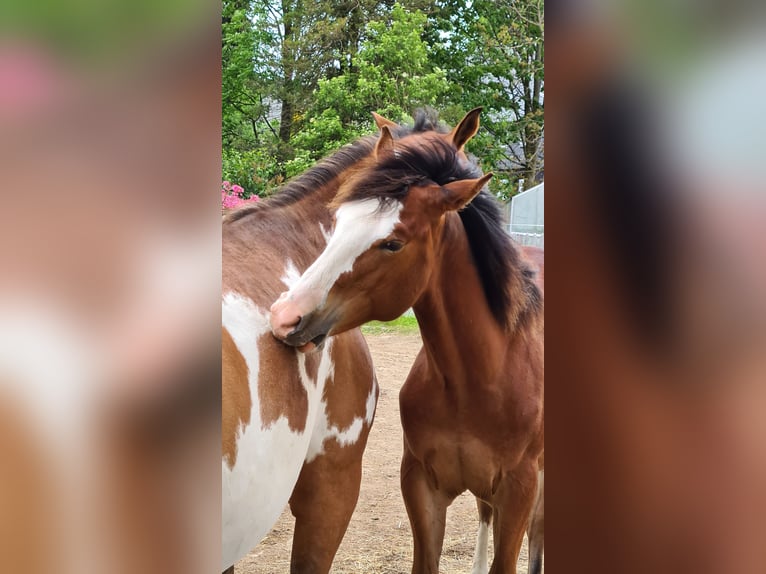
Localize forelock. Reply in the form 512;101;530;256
335;139;481;209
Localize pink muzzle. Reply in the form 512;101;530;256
269;291;303;340
269;289;326;353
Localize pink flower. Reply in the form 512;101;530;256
222;183;258;209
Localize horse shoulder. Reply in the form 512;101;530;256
304;330;377;464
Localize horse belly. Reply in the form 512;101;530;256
221;417;312;569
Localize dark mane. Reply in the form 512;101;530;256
459;191;542;330
408;107;446;134
339;139;478;206
224;108;446;225
224;136;376;224
340;138;540;330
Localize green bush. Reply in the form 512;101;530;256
222;148;281;198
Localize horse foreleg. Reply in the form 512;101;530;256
489;459;538;574
288;442;364;574
401;446;451;574
527;470;544;574
472;498;494;574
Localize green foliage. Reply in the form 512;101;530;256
222;148;280;198
289;107;364;164
426;0;544;198
222;1;258;151
354;4;449;116
291;3;449;164
221;0;544;202
361;315;420;335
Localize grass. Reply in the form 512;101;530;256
361;314;420;335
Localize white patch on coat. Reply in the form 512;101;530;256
280;258;301;289
305;371;378;463
471;520;490;574
221;291;334;570
286;199;402;308
319;222;332;243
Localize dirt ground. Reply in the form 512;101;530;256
237;332;530;573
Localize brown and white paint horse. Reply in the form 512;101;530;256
271;109;544;574
221;138;386;571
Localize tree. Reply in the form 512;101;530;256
222;0;283;195
253;0;395;161
221;0;544;201
222;0;254;151
426;0;544;199
288;3;450;169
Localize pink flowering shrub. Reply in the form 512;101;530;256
222;180;259;209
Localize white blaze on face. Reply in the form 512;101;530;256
285;198;402;312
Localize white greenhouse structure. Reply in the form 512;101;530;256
507;182;544;248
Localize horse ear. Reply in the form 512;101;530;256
441;173;493;211
374;125;395;158
372;111;398;130
449;107;483;151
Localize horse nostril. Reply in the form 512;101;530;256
286;315;309;338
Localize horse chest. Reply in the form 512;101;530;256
221;293;332;569
404;422;502;496
400;373;519;439
400;372;539;494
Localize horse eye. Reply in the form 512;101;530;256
380;240;404;252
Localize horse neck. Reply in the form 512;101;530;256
290;181;337;229
241;171;345;247
223;170;352;302
412;213;523;386
268;139;376;231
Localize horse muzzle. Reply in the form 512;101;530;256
270;298;334;353
281;315;330;352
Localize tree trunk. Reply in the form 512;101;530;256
522;41;544;185
347;2;362;76
278;0;296;163
279;98;293;145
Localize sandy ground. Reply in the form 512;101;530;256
237;332;530;573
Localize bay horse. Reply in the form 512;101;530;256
222;112;458;572
270;109;544;573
